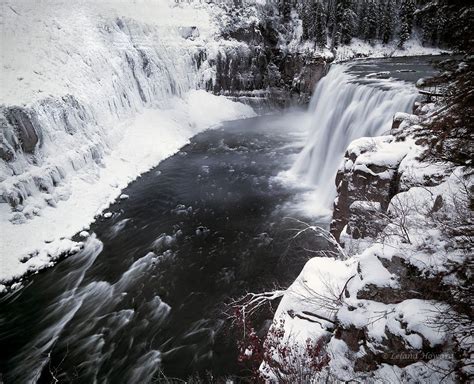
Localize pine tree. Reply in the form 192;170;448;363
381;0;395;44
325;0;335;48
336;0;357;45
315;1;327;47
421;7;438;46
358;0;369;39
398;0;416;47
301;0;312;40
365;0;379;43
307;0;318;40
376;0;385;40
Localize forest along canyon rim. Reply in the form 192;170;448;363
0;56;443;382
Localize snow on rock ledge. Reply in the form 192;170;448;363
266;106;472;382
331;135;414;242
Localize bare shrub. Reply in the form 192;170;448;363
235;314;330;383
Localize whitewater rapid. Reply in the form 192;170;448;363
285;64;418;215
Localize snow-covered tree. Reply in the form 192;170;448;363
336;0;357;45
380;0;395;44
315;1;328;47
293;0;469;49
398;0;416;47
301;0;313;40
358;0;379;43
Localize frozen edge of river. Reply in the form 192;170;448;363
0;91;255;292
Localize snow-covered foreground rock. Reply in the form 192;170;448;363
0;0;255;289
264;63;473;382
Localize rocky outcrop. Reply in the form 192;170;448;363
2;107;41;154
265;60;473;382
330;134;408;242
356;256;448;304
324;101;472;380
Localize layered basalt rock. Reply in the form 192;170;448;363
324;104;471;378
211;19;328;105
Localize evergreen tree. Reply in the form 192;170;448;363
376;0;385;40
358;1;369;39
366;0;379;43
327;0;338;48
307;0;318;40
315;1;328;47
301;0;312;40
421;8;438;46
294;0;471;49
336;0;357;45
398;0;416;47
380;0;395;44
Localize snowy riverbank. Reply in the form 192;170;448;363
0;0;255;290
0;92;255;290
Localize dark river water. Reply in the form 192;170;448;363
0;112;329;383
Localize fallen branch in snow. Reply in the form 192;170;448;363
291;312;322;324
338;274;356;302
367;309;396;327
301;310;336;325
419;90;445;98
8;5;20;15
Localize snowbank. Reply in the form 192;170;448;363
334;37;450;62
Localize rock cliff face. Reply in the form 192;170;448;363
209;17;327;106
330;104;452;245
0;3;328;213
330;134;405;242
325;102;472;380
0;1;261;287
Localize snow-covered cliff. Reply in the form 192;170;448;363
263;59;473;382
0;0;257;289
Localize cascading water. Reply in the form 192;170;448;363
286;64;418;215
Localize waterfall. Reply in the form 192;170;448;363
286;64;417;215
